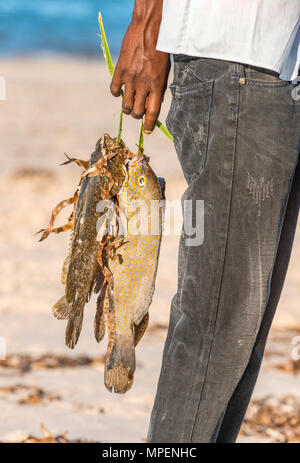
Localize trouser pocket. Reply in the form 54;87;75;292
166;80;214;184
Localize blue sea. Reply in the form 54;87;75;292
0;0;134;58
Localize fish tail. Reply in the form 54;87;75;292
65;299;85;349
52;296;72;320
105;332;136;394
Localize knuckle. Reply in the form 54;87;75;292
114;64;124;77
131;111;144;120
147;110;159;120
127;72;135;80
139;75;149;86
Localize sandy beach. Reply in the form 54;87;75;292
0;56;299;443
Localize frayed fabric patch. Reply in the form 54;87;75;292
247;172;274;217
187;121;204;145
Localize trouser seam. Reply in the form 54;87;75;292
189;64;241;442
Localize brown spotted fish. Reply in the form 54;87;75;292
51;134;128;348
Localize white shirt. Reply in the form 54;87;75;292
156;0;300;81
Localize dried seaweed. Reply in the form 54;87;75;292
0;353;105;373
11;168;55;181
6;424;91;443
273;359;300;375
0;384;60;406
240;395;300;443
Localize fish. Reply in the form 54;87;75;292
103;154;166;393
38;135;165;394
52;134;129;349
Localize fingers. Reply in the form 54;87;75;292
131;88;148;120
144;92;161;134
122;84;135;114
110;69;123;97
110;67;162;134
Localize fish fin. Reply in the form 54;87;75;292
158;177;166;199
65;300;84;349
94;283;108;342
65;269;77;304
105;334;135;394
52;296;72;320
134;313;149;346
61;255;71;285
94;268;105;294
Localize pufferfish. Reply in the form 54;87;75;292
103;154;166;393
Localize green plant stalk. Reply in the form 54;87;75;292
98;12;114;77
98;12;173;142
117;109;123;144
138;120;144;154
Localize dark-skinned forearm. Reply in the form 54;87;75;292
110;0;170;134
132;0;163;27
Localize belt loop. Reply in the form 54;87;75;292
249;66;257;79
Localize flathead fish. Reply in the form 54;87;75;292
52;134;128;348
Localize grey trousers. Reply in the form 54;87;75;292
147;57;300;443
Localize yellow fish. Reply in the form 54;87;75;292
104;154;165;393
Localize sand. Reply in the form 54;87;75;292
0;56;299;443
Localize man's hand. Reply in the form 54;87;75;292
110;0;170;134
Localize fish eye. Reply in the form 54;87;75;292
137;175;147;187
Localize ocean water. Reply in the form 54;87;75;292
0;0;134;58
